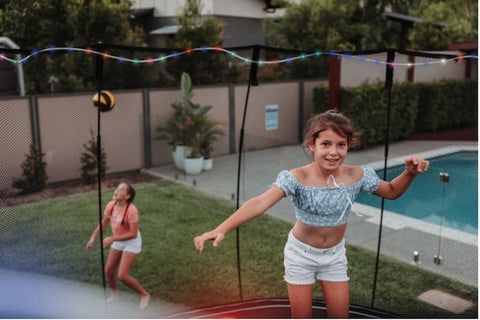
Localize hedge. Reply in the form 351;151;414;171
312;79;477;149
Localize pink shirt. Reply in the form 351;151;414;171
104;200;139;236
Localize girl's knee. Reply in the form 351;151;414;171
117;270;131;282
105;267;116;278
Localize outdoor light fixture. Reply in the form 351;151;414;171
433;254;443;265
439;172;450;183
412;250;420;263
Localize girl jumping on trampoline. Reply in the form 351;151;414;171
86;182;150;310
194;110;429;318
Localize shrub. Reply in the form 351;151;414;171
80;128;108;184
12;144;48;194
312;79;476;148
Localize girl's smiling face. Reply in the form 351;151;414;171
309;128;349;172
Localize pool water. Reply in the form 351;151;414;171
356;151;478;235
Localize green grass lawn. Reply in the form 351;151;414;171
0;180;477;318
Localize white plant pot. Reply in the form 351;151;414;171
184;157;204;175
202;158;213;171
172;145;191;170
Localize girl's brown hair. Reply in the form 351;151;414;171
118;182;136;225
124;182;136;203
302;110;360;150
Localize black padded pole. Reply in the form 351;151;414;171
235;45;260;302
371;49;394;308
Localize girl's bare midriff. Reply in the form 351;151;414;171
292;220;347;248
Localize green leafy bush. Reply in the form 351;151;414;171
313;79;477;148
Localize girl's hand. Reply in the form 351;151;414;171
85;239;95;251
405;156;429;176
194;230;225;253
103;236;114;248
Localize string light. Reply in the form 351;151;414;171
0;46;476;68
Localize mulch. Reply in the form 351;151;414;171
0;172;161;209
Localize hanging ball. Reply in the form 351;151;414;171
93;90;115;112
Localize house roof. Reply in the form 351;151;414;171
384;11;446;28
384;12;421;25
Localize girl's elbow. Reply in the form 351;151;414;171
388;194;401;200
375;187;402;200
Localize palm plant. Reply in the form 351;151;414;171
155;73;192;147
199;118;224;159
155;72;223;160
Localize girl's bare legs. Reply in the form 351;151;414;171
320;280;350;318
287;283;314;318
105;249;123;301
287;281;350;318
117;251;150;309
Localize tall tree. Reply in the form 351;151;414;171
409;0;478;50
264;0;368;79
265;0;477;52
165;0;231;85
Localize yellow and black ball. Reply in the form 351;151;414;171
93;90;115;112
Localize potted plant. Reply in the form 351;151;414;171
156;72;221;173
183;129;204;175
199;118;224;170
156;100;191;170
155;72;194;170
183;102;215;175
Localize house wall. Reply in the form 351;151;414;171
132;0;288;18
132;0;291;47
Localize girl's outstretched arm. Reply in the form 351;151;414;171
194;186;285;253
374;156;429;200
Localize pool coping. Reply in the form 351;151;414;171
366;145;478;170
353;203;477;247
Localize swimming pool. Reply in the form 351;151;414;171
356;149;478;235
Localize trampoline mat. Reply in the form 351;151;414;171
164;298;399;319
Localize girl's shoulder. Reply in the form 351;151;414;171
342;164;364;177
127;202;139;214
106;200;116;210
290;165;308;180
104;200;116;217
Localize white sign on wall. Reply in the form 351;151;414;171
265;104;278;131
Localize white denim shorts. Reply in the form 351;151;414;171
111;231;142;254
283;230;349;285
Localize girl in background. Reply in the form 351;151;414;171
86;182;150;310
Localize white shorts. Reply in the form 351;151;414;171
283;230;349;285
111;232;142;254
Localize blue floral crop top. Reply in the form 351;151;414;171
273;166;381;227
